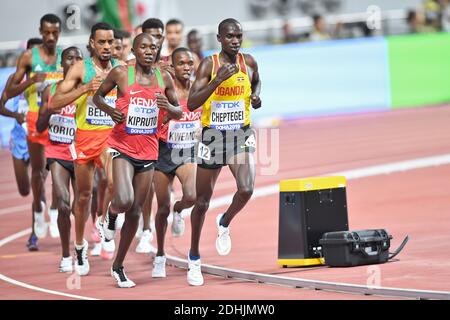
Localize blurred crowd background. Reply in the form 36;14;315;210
0;0;448;67
1;0;449;146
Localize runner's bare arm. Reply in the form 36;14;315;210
187;57;213;111
36;85;53;133
93;66;125;124
5;50;44;99
244;54;262;109
51;60;88;111
158;70;182;120
3;72;38;102
187;57;238;111
0;75;25;122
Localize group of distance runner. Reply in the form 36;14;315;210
0;14;261;288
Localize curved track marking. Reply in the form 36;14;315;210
2;154;450;299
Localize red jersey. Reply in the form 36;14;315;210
108;64;164;160
45;83;76;161
158;99;202;149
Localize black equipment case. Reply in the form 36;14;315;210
278;176;349;267
319;229;393;267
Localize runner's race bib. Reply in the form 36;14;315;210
167;119;200;149
125;96;158;134
85;89;116;126
36;72;63;107
210;100;245;130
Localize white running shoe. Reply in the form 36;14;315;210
171;211;185;237
92;217;103;243
152;255;166;278
167;212;174;225
59;256;73;273
135;215;144;238
111;267;136;288
135;229;154;254
116;213;125;230
187;255;204;286
102;209;118;241
215;213;232;256
48;208;59;238
90;242;102;256
74;240;90;276
100;239;115;260
34;201;48;239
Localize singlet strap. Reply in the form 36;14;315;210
111;58;120;67
82;58;94;84
238;53;247;75
50;83;57;96
128;65;164;88
55;47;62;70
128;64;135;86
155;67;163;88
212;54;220;76
31;47;39;70
47;82;57;107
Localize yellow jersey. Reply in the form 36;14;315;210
201;53;252;130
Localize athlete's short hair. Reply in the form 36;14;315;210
132;32;153;49
26;38;43;50
113;29;124;41
312;14;323;25
166;19;184;28
172;47;191;62
187;29;199;38
61;46;81;59
218;18;241;34
90;22;113;39
40;14;62;29
142;18;164;32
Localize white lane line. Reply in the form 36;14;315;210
1;153;450;299
0;204;30;216
0;228;31;247
162;253;450;300
0;228;97;300
0;274;98;300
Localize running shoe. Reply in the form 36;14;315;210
48;208;59;238
171;211;185;237
74;240;90;276
34;201;48;239
215;213;232;256
91;217;102;243
26;234;39;251
135;229;154;254
187;254;204;286
100;239;115;260
102;208;118;241
111;266;136;288
152;255;166;278
116;213;125;230
135;215;144;238
59;256;73;273
90;242;102;256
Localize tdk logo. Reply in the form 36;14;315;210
174;122;196;129
216;101;240;109
134;106;154;114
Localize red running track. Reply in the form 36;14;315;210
1;105;450;300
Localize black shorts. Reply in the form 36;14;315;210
197;125;256;170
46;158;75;180
155;140;196;176
111;150;156;173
